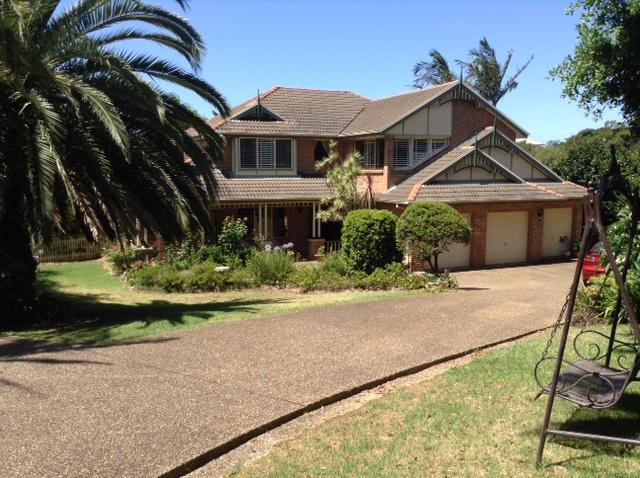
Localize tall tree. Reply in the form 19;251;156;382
412;49;458;89
551;0;640;131
0;0;228;323
412;38;533;105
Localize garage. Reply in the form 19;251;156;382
542;207;573;258
486;211;528;265
437;213;471;270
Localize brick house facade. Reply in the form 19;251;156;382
201;80;585;268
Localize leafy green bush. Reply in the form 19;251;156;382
162;235;201;270
341;209;401;274
218;217;249;259
289;261;456;293
104;244;138;274
320;252;350;276
248;250;295;285
396;202;471;274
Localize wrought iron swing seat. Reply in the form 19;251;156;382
535;157;640;465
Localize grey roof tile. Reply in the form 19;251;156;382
213;87;370;137
414;182;584;204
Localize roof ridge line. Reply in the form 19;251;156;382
529;182;566;198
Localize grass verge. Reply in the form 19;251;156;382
230;332;640;478
4;261;423;345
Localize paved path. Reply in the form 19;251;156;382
1;262;573;477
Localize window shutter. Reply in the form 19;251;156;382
413;139;429;164
276;139;292;168
258;139;275;168
376;139;385;168
394;139;410;169
240;138;257;169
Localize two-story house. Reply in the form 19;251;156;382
204;80;585;269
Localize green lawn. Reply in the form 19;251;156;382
231;333;640;478
5;260;421;345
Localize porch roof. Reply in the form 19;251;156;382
213;169;330;203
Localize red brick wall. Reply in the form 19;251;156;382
450;100;518;145
296;138;316;174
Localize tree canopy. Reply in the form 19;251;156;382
412;37;533;105
551;0;640;131
396;202;471;274
0;0;228;321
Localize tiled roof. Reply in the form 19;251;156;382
340;82;458;136
533;181;587;199
214;169;330;202
414;182;585;204
213;87;370;137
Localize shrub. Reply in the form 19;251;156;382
162;234;201;270
396;202;471;274
218;217;249;259
248;250;295;285
341;209;401;274
320;252;350;276
289;265;354;292
196;245;226;264
104;244;138;275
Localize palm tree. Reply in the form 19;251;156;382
412;49;458;89
0;0;229;322
462;37;533;106
412;38;533;105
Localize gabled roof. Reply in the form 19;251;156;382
210;81;529;139
379;127;586;204
339;82;458;136
213;87;370;137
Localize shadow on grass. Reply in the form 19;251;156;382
535;391;640;465
2;269;292;347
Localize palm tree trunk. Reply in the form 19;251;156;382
0;172;37;327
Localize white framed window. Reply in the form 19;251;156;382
356;139;384;169
394;138;449;169
394;139;410;169
238;138;293;170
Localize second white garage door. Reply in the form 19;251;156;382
486;211;528;265
543;207;572;258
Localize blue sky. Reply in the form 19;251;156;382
69;0;622;142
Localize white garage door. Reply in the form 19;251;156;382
436;213;471;270
486;211;528;265
543;207;572;258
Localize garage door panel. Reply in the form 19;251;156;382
436;214;471;270
543;207;572;257
486;211;528;265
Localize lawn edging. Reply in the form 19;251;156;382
158;325;554;478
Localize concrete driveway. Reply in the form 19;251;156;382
0;262;573;477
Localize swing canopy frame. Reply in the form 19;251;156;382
535;153;640;465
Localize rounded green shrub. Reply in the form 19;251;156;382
341;209;401;274
396;202;471;274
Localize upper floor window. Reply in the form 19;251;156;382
394;137;449;169
239;138;293;170
355;139;384;169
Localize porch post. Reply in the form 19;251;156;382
312;203;316;237
258;203;262;237
263;204;269;237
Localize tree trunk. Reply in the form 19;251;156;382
0;179;37;327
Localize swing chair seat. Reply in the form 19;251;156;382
541;359;631;408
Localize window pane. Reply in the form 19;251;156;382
314;141;328;162
355;140;365;156
431;139;448;153
276;139;292;168
272;207;288;238
394;139;410;168
258;139;275;168
240;139;257;169
364;141;376;168
413;139;429;164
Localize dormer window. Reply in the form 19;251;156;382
235;105;281;122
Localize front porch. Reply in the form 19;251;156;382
212;201;341;259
